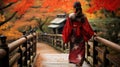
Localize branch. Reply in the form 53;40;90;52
0;12;17;26
39;17;49;33
31;6;41;8
0;3;14;10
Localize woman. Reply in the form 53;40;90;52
62;1;94;67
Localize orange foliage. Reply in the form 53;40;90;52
2;0;34;14
13;0;35;14
0;20;37;41
3;28;22;41
0;15;5;22
40;0;95;19
0;22;13;32
0;21;22;41
3;0;88;15
87;0;120;13
41;0;87;13
13;20;38;30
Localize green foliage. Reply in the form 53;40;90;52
89;18;120;44
105;18;120;44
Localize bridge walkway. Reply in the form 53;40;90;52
34;42;91;67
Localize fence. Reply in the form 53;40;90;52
86;36;120;67
0;31;37;67
39;34;69;53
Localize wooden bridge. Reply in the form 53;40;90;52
0;31;120;67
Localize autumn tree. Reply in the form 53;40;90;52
0;0;35;26
87;0;120;43
0;0;36;42
87;0;120;18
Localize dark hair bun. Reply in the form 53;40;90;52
73;1;81;9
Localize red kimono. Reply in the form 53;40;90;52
62;16;94;64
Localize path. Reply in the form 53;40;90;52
34;42;91;67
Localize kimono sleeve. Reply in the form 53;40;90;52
62;17;72;43
82;18;94;41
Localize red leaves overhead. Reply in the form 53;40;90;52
41;0;87;13
2;0;34;14
2;0;87;14
3;0;120;15
87;0;120;13
42;0;78;12
13;0;34;14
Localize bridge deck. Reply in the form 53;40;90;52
34;42;91;67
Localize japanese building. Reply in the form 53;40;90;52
48;14;67;34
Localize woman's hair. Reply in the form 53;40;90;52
73;1;82;13
73;1;81;9
73;1;85;23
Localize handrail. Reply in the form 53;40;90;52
94;36;120;52
41;34;62;36
8;33;34;53
85;36;120;67
0;31;37;67
9;53;20;67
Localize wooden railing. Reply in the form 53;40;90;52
86;36;120;67
39;34;69;53
0;31;37;67
39;34;120;67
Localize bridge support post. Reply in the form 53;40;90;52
0;36;9;67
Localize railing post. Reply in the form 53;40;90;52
29;29;35;67
18;45;23;67
27;30;31;67
0;36;9;67
28;29;37;67
22;31;28;66
33;29;37;57
93;36;98;67
30;30;34;63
